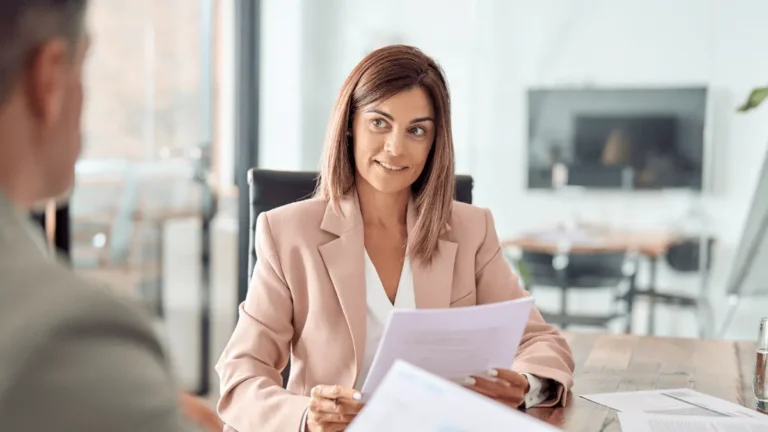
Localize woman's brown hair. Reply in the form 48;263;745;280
315;44;456;264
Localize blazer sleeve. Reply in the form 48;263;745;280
216;212;310;431
474;208;575;407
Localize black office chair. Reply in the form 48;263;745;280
244;168;474;387
519;249;637;331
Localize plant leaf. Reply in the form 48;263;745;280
737;87;768;112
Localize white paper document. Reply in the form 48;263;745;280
360;297;535;397
348;360;559;432
581;388;765;420
618;412;768;432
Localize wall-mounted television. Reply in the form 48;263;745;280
527;87;707;190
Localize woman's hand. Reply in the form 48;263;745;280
463;368;530;409
306;385;364;432
178;393;224;431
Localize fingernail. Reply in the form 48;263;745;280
486;369;499;377
353;391;362;401
463;377;476;386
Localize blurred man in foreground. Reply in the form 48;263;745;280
0;0;220;430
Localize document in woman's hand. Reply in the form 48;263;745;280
349;360;558;431
361;297;535;397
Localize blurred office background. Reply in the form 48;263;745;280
57;0;768;396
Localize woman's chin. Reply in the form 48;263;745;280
368;179;413;195
356;168;412;194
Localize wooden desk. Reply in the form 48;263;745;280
222;333;757;432
528;332;758;431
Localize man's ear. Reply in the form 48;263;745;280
24;39;69;126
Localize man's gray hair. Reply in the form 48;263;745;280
0;0;87;104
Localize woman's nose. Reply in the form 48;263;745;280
384;131;405;156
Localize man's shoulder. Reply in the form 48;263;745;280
0;256;152;330
0;257;163;388
0;215;157;342
0;261;184;431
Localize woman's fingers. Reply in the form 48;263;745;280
478;376;526;402
311;385;362;402
309;396;363;415
464;376;525;404
487;368;530;390
306;407;357;432
307;385;365;432
309;411;357;425
306;419;350;432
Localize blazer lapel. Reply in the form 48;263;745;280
317;193;366;380
407;199;458;309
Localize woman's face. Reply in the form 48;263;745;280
351;87;436;195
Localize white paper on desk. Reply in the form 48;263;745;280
348;360;559;432
618;412;768;432
581;388;765;420
360;297;535;397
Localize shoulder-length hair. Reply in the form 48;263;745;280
315;44;456;264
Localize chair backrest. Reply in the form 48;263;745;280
665;237;715;272
247;170;318;281
247;168;473;280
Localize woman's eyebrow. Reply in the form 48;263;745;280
365;109;434;124
365;109;394;121
409;116;434;124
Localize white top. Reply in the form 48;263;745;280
353;250;416;390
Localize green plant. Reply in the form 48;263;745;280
738;87;768;112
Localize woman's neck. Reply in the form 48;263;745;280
356;175;409;231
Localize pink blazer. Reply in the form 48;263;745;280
216;192;574;431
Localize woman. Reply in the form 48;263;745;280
216;45;574;432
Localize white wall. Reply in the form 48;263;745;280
258;0;768;338
258;0;304;170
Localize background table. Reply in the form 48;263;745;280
503;227;688;333
528;332;758;431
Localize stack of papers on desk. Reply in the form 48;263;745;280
348;360;559;431
617;413;768;431
360;297;535;397
582;388;768;431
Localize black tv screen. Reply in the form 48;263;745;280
527;87;707;190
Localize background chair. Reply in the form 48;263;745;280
243;168;474;387
518;249;637;331
634;237;715;337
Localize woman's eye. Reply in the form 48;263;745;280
410;126;426;136
371;118;387;128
